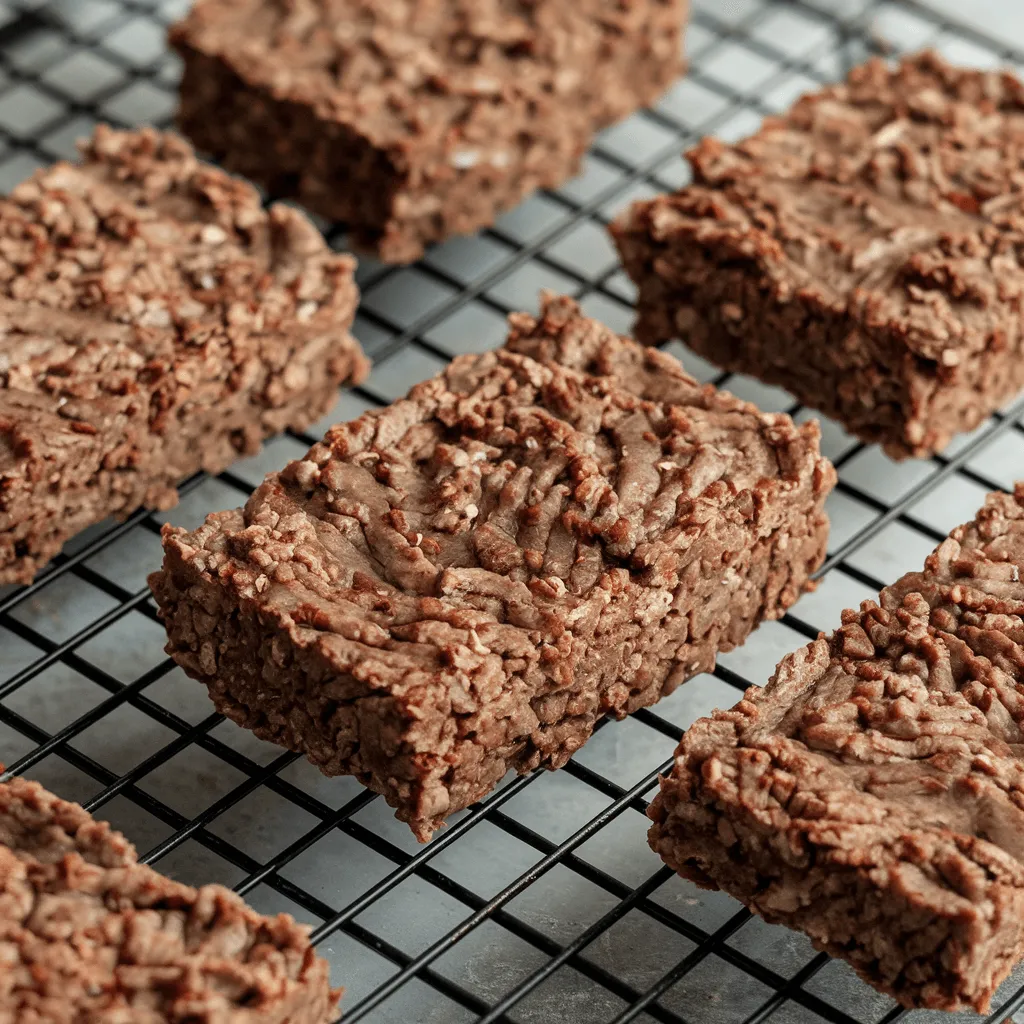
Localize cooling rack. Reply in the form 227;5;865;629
3;0;1024;1021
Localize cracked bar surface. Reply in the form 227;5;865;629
650;485;1024;1013
0;771;338;1023
171;0;687;263
613;52;1024;458
0;125;368;586
150;295;834;840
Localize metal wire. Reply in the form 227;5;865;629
2;1;1024;1022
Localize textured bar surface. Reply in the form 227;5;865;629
151;296;834;840
171;0;687;263
0;125;368;585
613;53;1024;458
649;486;1024;1013
0;771;338;1023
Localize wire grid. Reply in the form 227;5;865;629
2;0;1024;1021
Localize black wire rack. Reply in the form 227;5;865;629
3;1;1024;1022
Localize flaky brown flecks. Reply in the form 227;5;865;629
613;51;1024;458
171;0;686;262
0;772;338;1023
649;485;1024;1013
150;295;834;840
0;125;368;585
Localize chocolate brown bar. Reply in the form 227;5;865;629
613;52;1024;459
650;485;1024;1013
0;125;368;585
0;771;338;1023
170;0;687;263
150;296;834;840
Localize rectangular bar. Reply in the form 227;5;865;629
150;295;834;840
612;53;1024;459
0;771;338;1023
0;125;368;586
170;0;688;263
649;486;1024;1013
